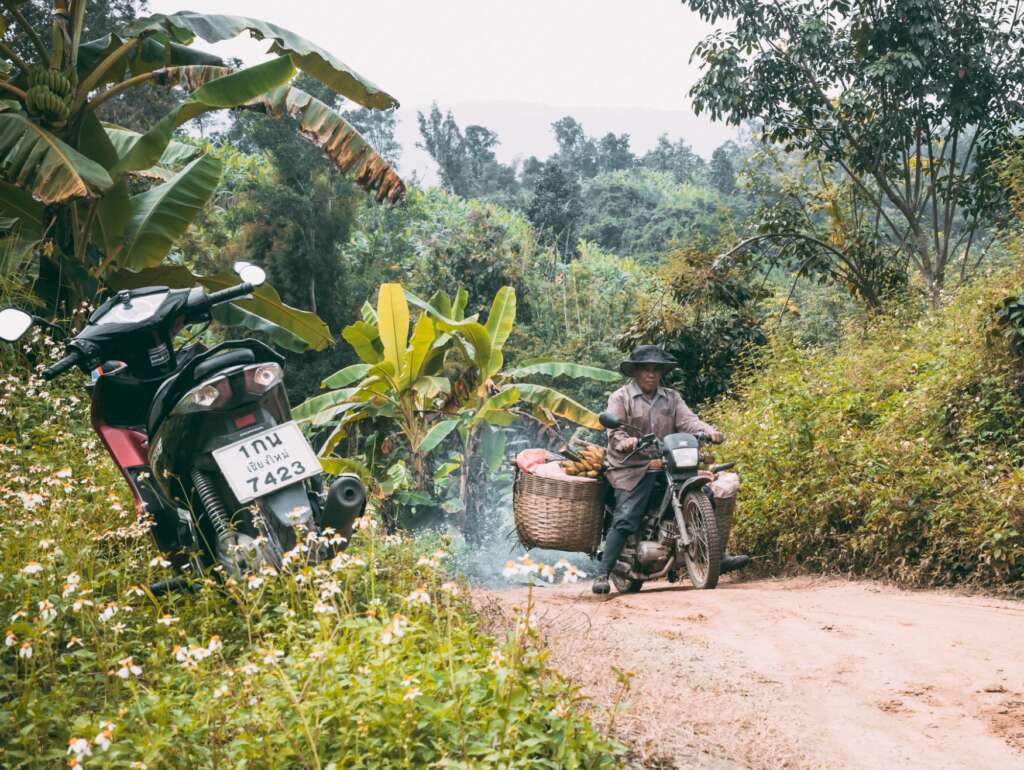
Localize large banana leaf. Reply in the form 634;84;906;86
418;419;460;453
376;283;409;374
112;58;295;175
405;290;492;371
127;12;399;110
104;125;201;171
107;265;332;351
122;154;223;270
472;386;521;427
341;320;382;364
0;180;43;239
241;84;405;203
485;286;516;350
292;387;358;424
77;33;224;89
404;314;438;387
506;361;621;382
211;301;310;353
483;286;516;378
321;364;372;389
509;383;602;429
0;114;113;203
77;115;130;261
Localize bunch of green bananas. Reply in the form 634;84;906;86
25;67;76;128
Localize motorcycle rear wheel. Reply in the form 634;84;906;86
610;573;644;593
681;490;721;589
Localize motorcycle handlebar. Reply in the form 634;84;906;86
205;282;255;308
42;350;83;380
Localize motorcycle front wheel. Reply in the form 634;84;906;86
681;490;721;589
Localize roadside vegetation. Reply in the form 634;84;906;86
0;341;620;768
711;267;1024;594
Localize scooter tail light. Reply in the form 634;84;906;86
174;376;230;414
244;363;283;394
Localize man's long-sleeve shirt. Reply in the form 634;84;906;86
603;381;716;491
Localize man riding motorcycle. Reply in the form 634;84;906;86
593;345;750;594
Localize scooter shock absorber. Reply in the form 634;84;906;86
190;469;234;552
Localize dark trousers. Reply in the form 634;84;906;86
599;472;666;575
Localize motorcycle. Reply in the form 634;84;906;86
0;263;366;590
597;411;737;593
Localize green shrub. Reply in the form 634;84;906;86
0;344;620;768
710;269;1024;594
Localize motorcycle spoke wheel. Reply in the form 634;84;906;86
681;491;721;589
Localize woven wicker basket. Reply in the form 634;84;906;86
512;467;606;554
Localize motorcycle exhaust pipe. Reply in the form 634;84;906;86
322;474;366;549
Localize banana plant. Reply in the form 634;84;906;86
294;282;620;529
0;3;404;350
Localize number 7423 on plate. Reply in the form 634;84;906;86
212;421;322;504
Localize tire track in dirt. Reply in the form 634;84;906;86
483;577;1024;769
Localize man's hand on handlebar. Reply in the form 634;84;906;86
708;430;724;444
619;435;640;452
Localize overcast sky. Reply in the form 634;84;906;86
148;0;732;179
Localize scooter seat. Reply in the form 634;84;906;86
192;349;255;381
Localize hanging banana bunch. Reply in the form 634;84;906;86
25;65;76;129
21;8;78;131
560;443;605;478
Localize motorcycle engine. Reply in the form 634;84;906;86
636;540;670;571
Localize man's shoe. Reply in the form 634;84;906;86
592;573;610;594
720;554;750;574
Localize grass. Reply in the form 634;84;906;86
0;332;622;769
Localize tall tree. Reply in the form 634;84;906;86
416;103;518;202
526;161;582;260
596;131;635;173
416;104;469;195
685;0;1024;303
551;116;598;179
708;143;737;196
640;134;706;185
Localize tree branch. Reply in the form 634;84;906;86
0;40;30;74
2;0;50;68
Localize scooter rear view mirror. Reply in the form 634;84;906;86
598;411;622;430
0;308;33;342
233;261;266;287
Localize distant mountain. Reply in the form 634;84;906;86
392;100;736;186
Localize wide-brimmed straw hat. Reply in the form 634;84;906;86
619;345;678;377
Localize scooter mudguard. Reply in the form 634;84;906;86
258;482;315;529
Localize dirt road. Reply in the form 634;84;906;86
486;577;1024;769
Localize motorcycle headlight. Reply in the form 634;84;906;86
671;447;700;468
244;363;283;395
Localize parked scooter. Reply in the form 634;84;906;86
597;411;736;592
0;263;365;589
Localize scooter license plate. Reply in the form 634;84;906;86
212;421;322;504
